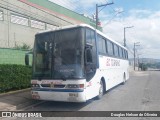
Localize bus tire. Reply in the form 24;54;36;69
96;80;104;100
122;73;126;85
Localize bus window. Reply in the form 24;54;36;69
126;51;128;59
122;49;125;59
85;28;97;81
124;50;128;59
98;35;107;54
119;47;122;58
114;44;119;57
86;28;95;44
85;28;96;65
107;40;114;56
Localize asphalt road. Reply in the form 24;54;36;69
23;71;160;112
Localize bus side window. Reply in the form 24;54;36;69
86;29;95;44
124;50;128;59
126;51;128;59
85;28;96;66
107;41;114;56
98;35;107;54
123;49;125;59
85;28;97;81
119;47;123;58
114;44;119;57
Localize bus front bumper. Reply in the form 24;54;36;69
31;89;86;102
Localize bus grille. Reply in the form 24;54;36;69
41;84;65;88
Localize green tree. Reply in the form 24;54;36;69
139;63;148;71
14;43;30;50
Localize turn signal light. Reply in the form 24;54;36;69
79;84;84;88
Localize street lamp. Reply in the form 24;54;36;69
124;26;134;47
134;42;140;71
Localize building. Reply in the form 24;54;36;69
0;0;101;48
0;0;102;65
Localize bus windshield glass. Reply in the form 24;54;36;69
32;28;84;80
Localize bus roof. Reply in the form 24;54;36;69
37;24;127;50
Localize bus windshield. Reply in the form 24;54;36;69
32;28;85;80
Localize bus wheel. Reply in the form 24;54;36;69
122;73;126;85
96;80;104;100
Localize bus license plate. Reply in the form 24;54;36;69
69;93;78;97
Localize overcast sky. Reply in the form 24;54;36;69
49;0;160;59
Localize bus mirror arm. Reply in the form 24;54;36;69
25;54;29;66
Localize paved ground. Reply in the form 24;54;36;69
0;89;39;111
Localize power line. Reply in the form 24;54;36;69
50;0;92;16
102;10;123;27
104;8;136;53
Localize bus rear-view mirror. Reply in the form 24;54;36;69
25;51;33;66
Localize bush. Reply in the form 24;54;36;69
0;64;32;93
139;63;148;71
14;43;31;50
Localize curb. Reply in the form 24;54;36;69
0;88;31;97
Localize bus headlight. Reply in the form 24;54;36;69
31;84;39;88
66;84;84;89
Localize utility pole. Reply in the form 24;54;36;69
124;26;134;47
134;42;140;71
96;2;114;29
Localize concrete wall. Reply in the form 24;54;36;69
0;0;78;48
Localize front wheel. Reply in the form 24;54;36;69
96;80;104;100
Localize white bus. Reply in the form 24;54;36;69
27;24;129;102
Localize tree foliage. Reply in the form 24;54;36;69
139;63;148;71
